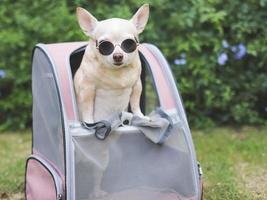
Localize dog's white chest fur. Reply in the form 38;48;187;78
94;88;132;121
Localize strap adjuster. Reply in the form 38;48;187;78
82;120;111;140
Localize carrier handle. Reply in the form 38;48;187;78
82;120;111;140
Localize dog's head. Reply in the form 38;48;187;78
77;4;149;69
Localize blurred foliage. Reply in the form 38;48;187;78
0;0;85;130
0;0;266;130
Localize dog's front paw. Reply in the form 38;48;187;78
140;115;150;121
133;112;150;121
133;110;144;118
83;118;94;124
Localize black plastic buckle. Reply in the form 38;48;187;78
82;120;111;140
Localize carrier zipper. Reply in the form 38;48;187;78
197;162;203;177
28;155;64;199
57;193;63;200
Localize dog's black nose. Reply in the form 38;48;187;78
113;53;123;62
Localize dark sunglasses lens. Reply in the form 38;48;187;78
98;41;114;55
121;39;137;53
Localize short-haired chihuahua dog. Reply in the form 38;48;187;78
74;4;149;198
74;4;149;124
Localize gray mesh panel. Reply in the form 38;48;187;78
72;125;195;200
32;47;64;172
143;44;199;196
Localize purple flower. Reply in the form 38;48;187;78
174;58;186;66
217;52;228;65
231;46;238;53
174;53;187;66
180;59;186;65
264;107;267;113
222;40;229;48
0;69;6;78
234;43;247;60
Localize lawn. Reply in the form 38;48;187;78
0;131;31;200
0;127;266;200
194;126;267;200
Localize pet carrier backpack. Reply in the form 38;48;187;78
25;42;203;200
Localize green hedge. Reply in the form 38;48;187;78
0;0;266;130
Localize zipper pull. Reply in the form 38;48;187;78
57;194;63;200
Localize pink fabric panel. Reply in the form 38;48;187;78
26;159;56;200
45;42;88;121
32;149;65;186
138;45;176;110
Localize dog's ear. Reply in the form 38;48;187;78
130;4;149;34
76;7;98;37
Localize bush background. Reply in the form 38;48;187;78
0;0;266;130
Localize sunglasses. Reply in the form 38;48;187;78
96;38;139;56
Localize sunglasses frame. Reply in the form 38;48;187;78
95;37;139;55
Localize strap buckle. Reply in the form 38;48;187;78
82;120;111;140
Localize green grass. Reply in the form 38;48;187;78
0;127;267;199
193;126;267;200
0;131;31;194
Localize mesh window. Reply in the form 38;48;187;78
32;47;64;173
72;126;195;200
140;57;159;115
